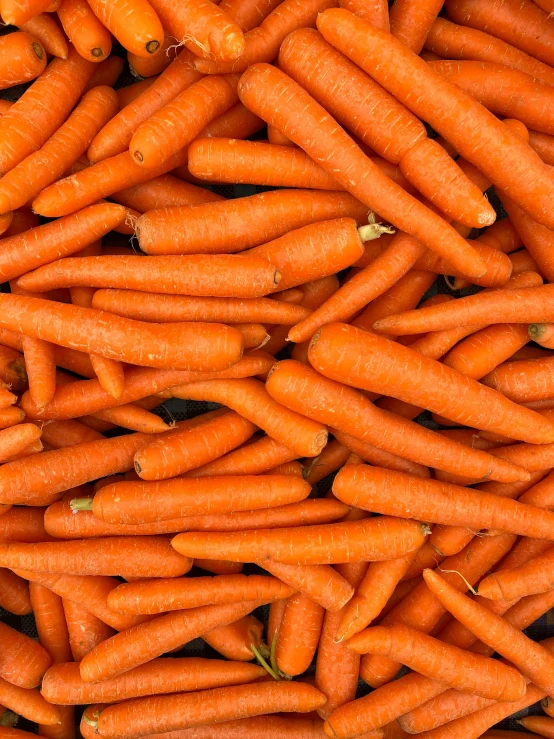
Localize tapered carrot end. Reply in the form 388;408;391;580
476;574;503;601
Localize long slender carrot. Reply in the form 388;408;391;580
171;517;427;565
424;568;554;695
0;32;46;88
0;621;52;689
388;0;444;53
310;322;554;444
262;560;353;611
18;255;280;298
266;359;525;481
183;434;294;477
79;600;275;682
276;593;324;676
62;599;115;661
136;189;368;255
0;537;192;578
86;0;163;58
113;175;224;215
331;430;429;478
317;8;554;231
21;355;274;421
0;678;61;725
85;474;311;525
517;716;554;737
0;569;31;615
425;18;554;86
0;47;94;175
499;195;554;282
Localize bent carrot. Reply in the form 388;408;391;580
0;32;46;89
85;474;311;524
317;8;554;231
171;517;427;565
309;322;554;444
0;537;192;578
0;569;31;615
276;593;324;676
0;621;51;688
479;547;554;601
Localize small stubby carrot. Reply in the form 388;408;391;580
136;189;368;256
0;569;31;616
19;254;280;299
62;598;115;661
266;359;524;482
317;8;554;232
311;322;554;444
86;0;163;57
238;67;488;282
0;47;94;175
85;474;311;525
19;12;67;58
425;18;554;87
350;623;525;701
172;516;427;566
80;599;273;682
0;621;52;689
0;32;46;89
275;593;324;677
0;537;192;578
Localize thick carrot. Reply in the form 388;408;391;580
425;18;554;86
165;378;327;457
266;359;525;481
137;189;367;256
238;67;488;280
130;75;239;169
19;13;68;58
97;682;326;739
29;582;71;665
0;47;93;175
0;507;50;542
62;598;115;661
192;0;338;74
0;679;61;725
0;569;31;615
0;32;46;88
310;322;554;444
388;0;444;53
18;254;279;298
0;621;51;689
19;570;150;631
446;0;554;66
86;0;163;57
276;593;324;676
172;517;426;565
481;355;554;402
86;474;311;525
80;600;273;682
0;537;192;578
147;0;244;61
317;8;554;231
0;86;117;213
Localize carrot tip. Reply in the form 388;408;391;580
91;47;104;58
146;40;161;54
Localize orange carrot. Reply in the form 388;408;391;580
29;582;72;666
517;717;554;737
183;435;297;478
0;507;50;542
19;15;66;60
303;439;350;485
330;431;429;478
0;425;42;465
482;355;554;402
388;0;444;53
172;516;427;565
84;474;311;524
202;613;262;659
62;598;115;661
262;560;353;611
339;0;389;29
479;546;554;601
0;387;17;411
276;593;324;676
86;0;163;57
57;0;111;61
529;323;554;348
0;621;52;688
0;32;46;88
0;679;61;726
219;0;283;32
0;0;53;26
310;322;554;444
0;569;31;615
128;34;178;77
0;537;192;578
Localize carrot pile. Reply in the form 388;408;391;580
2;1;554;738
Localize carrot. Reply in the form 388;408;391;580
0;679;61;726
172;517;426;565
62;599;115;661
482;355;554;403
0;537;192;578
133;412;256;480
275;593;324;676
192;0;338;74
128;34;178;78
443;324;531;380
311;322;554;444
85;0;163;57
38;420;103;449
529;129;554;166
0;621;52;689
33;148;189;217
446;0;554;66
83;56;124;92
239;68;488;281
262;560;354;612
130;75;239;169
201;613;263;660
19;13;67;58
57;0;111;61
387;0;444;53
21;356;274;421
146;0;245;61
88;50;203;162
530;323;554;348
29;582;72;668
0;507;50;542
86;474;310;525
0;47;94;175
219;0;283;32
430;60;554;137
0;387;17;412
0;32;46;89
317;9;554;232
425;18;554;86
19;570;151;631
339;0;389;29
0;432;153;506
0;346;26;393
479;546;554;601
500;195;554;282
0;0;53;25
267;359;525;481
19;254;280;298
0;569;31;615
80;600;275;682
0;425;42;465
517;717;554;737
115;77;156;109
187;436;297;478
164;378;326;457
303;440;350;485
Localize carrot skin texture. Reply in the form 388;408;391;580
0;677;62;725
276;594;324;676
317;8;554;232
0;621;52;688
262;560;354;611
0;32;46;89
62;599;115;661
0;568;31;615
388;0;444;53
479;547;554;601
29;583;72;665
